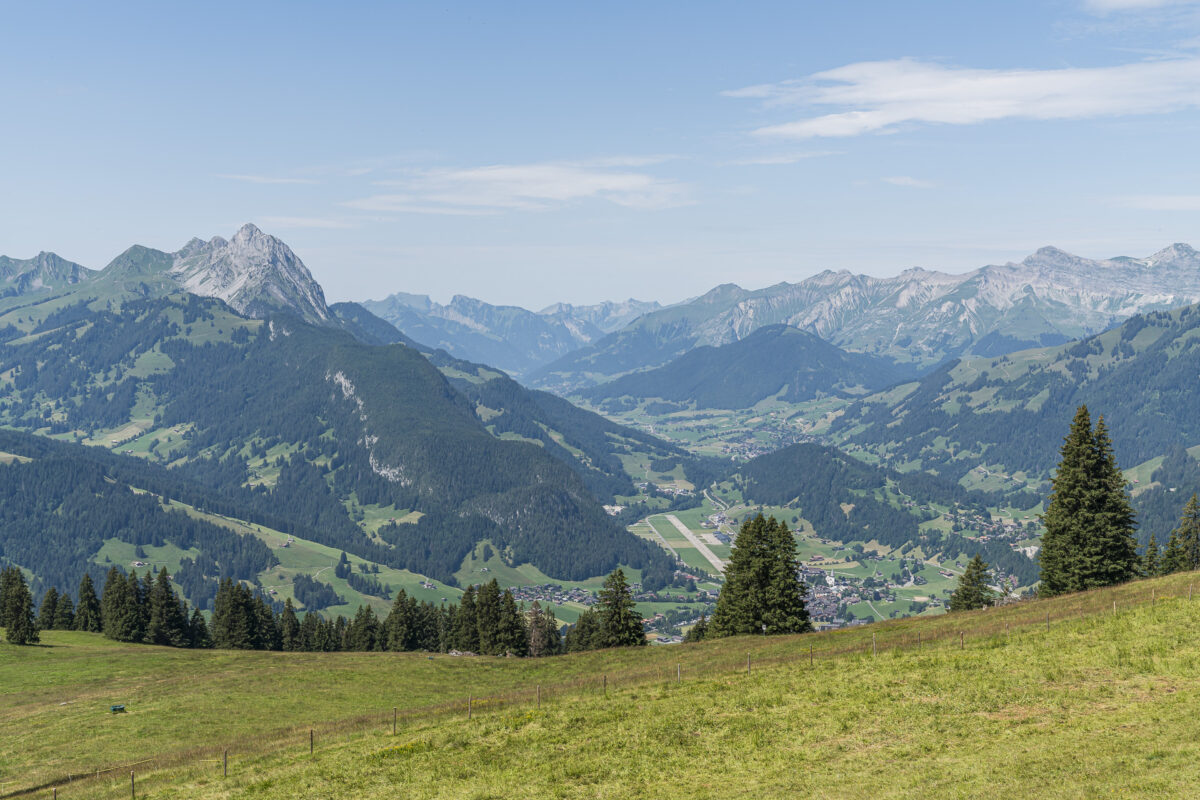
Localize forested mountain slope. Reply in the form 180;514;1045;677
0;294;675;591
735;442;1038;584
581;324;909;409
832;304;1200;534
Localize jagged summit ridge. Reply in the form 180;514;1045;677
168;223;331;323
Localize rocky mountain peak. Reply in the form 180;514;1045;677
168;224;331;324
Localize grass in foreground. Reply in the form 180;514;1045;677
4;573;1200;798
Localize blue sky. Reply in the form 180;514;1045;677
3;0;1200;308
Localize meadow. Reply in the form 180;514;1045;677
4;572;1200;798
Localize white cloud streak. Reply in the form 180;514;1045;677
728;57;1200;138
1085;0;1200;12
343;160;690;214
882;176;935;189
216;173;318;185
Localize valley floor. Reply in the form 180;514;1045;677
4;574;1200;798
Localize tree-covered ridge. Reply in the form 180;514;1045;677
833;304;1200;490
434;351;722;504
736;443;1038;585
580;324;909;410
0;439;277;601
0;296;675;591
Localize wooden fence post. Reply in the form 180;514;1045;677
746;653;750;675
223;749;228;777
917;631;921;649
959;631;964;650
393;707;397;736
872;633;876;656
468;696;473;719
1046;612;1049;632
603;675;607;696
809;643;813;666
677;663;681;683
310;729;314;754
131;771;135;800
537;684;541;708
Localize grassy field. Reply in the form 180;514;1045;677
4;572;1200;798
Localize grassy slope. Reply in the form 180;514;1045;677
4;572;1200;798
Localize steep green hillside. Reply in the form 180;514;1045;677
581;324;908;409
3;573;1197;798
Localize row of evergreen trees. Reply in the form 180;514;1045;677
1143;494;1200;577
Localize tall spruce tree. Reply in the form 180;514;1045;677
1168;493;1200;573
451;585;479;652
0;566;21;628
3;570;39;645
1039;407;1139;596
74;573;103;633
37;587;59;631
475;580;502;655
495;589;528;656
711;515;811;637
564;607;600;652
596;568;645;648
53;593;75;630
1144;534;1161;577
279;599;301;651
189;607;212;648
948;555;995;612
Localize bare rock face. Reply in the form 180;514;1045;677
0;252;92;296
169;224;331;324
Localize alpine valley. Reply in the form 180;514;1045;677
5;227;1200;632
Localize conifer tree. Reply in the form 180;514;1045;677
1169;493;1200;573
53;593;75;630
683;614;709;643
1039;407;1139;595
279;599;300;651
495;590;528;656
189;607;211;648
596;568;645;648
475;580;502;655
146;568;188;647
1163;528;1185;576
4;572;38;645
298;610;320;651
74;573;103;633
526;601;548;657
948;555;995;612
0;566;19;628
345;605;380;651
253;593;280;651
451;585;479;652
711;515;811;637
382;589;414;651
1144;533;1161;577
37;587;59;631
565;607;600;652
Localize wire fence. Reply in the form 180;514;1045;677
5;574;1195;799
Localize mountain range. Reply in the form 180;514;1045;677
528;243;1200;392
361;292;658;378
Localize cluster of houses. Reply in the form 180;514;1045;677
507;583;599;608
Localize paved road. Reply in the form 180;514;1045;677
665;514;727;574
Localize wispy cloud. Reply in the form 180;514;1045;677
882;176;935;189
727;57;1200;138
726;151;843;165
216;173;318;185
343;159;690;215
256;216;355;229
1084;0;1200;12
1120;193;1200;209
